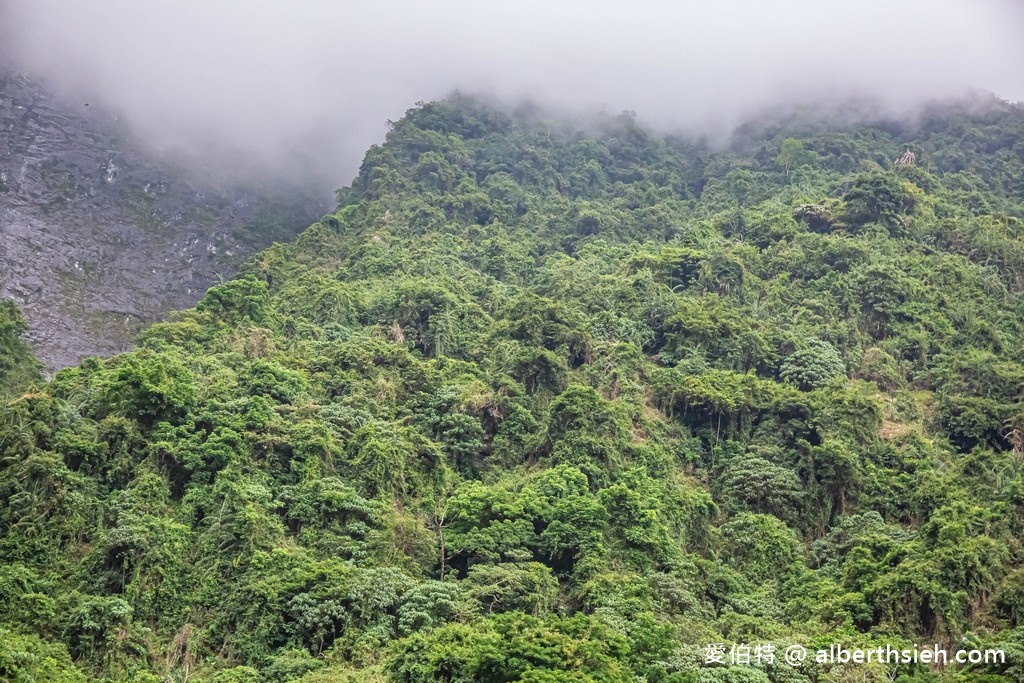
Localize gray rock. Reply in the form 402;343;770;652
0;63;327;371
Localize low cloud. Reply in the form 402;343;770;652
3;0;1022;190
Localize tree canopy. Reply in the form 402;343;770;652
3;94;1024;681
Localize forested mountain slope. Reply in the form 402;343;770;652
3;95;1024;682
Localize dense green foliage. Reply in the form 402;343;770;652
3;95;1024;682
0;300;42;395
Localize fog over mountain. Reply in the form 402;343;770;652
2;0;1023;191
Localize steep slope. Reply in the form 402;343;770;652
0;62;327;370
2;96;1024;682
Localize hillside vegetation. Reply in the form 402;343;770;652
3;96;1024;682
0;301;41;394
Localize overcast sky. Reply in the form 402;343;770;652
3;0;1023;190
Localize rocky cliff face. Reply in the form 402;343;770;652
0;64;326;371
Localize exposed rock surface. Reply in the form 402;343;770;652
0;63;326;371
